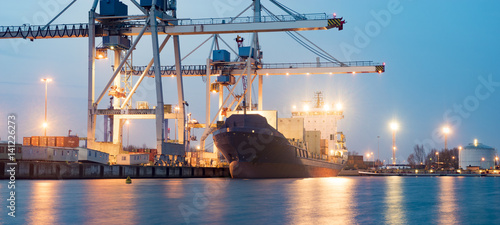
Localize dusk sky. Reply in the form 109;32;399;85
1;0;499;163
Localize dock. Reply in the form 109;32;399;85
0;161;230;180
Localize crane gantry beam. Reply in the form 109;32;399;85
122;62;385;77
0;14;344;39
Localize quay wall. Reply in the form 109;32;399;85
0;161;230;179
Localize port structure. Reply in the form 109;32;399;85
1;0;384;161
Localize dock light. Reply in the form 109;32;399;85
95;47;108;60
196;145;201;150
292;105;297;110
352;71;356;75
335;103;342;111
41;78;52;137
458;146;462;150
482;157;485;161
474;139;478;147
303;105;310;112
415;169;418;174
306;73;310;75
125;120;130;125
286;73;289;76
330;150;334;155
323;104;330;110
390;121;399;164
390;122;399;131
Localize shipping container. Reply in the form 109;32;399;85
23;137;31;146
31;136;40;146
56;136;65;147
56;136;80;148
40;137;48;146
48;136;56;147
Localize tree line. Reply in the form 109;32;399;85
407;145;459;169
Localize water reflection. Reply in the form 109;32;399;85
288;177;356;225
384;177;406;225
163;179;185;199
28;181;57;224
438;177;459;224
83;180;138;224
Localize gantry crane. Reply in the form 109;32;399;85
0;0;384;162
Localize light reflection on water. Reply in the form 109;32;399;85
384;177;406;225
1;177;499;225
438;177;458;224
28;182;57;224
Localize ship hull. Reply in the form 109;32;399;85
213;114;346;179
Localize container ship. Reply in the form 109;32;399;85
213;92;348;178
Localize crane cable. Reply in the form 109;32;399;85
262;6;345;66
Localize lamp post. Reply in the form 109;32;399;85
442;126;450;150
390;122;399;165
377;136;380;167
174;106;180;142
481;157;485;170
366;152;374;170
125;120;130;148
41;78;52;137
436;151;439;169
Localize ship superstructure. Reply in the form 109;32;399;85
290;92;347;158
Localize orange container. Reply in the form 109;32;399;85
40;137;48;146
48;136;57;147
23;137;31;146
31;136;40;146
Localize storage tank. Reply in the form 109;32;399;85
459;140;497;169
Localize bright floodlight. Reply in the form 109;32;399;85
292;105;297;109
42;122;48;128
303;105;310;112
196;145;201;150
125;120;130;125
323;104;330;110
390;122;399;131
335;103;342;111
442;126;450;134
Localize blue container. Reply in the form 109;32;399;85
140;0;170;10
100;0;128;16
213;50;231;62
238;47;255;58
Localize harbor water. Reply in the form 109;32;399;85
1;177;499;224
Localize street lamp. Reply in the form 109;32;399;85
390;121;399;165
481;157;485;169
366;152;374;169
436;151;439;169
442;126;450;150
174;106;180;142
125;120;130;148
41;78;52;137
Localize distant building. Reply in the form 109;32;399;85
346;155;366;169
116;153;149;165
459;140;497;169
